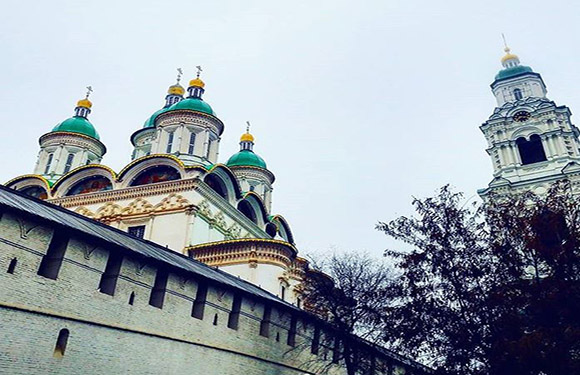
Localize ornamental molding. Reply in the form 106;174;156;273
187;239;298;269
49;178;199;208
156;111;224;136
39;132;106;155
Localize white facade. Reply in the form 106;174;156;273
7;75;308;306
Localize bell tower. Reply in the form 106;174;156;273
478;43;580;198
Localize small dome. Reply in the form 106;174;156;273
52;116;100;140
168;84;185;96
143;107;171;128
189;77;205;88
169;97;214;115
226;150;267;169
77;98;92;109
240;132;254;142
495;65;534;81
501;52;519;63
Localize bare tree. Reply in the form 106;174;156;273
301;252;393;375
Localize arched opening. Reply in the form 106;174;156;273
204;174;228;200
213;313;219;326
514;88;523;100
131;165;180;186
53;329;69;358
66;176;113;196
237;200;257;223
265;222;277;237
128;292;135;305
7;258;17;274
19;186;48;200
517;135;547;165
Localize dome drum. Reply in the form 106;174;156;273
156;110;224;136
39;131;106;156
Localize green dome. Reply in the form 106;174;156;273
143;107;171;128
226;150;267;169
52;116;100;140
495;65;534;81
168;98;214;115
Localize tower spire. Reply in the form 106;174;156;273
75;86;93;118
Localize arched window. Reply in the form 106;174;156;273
188;132;196;154
44;153;53;174
514;88;523;100
53;329;69;358
517;135;547;165
237;200;257;223
265;222;277;237
204;174;228;200
66;176;113;196
131;166;180;186
166;132;174;153
63;153;74;174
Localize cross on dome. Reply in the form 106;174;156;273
76;85;93;113
500;34;520;67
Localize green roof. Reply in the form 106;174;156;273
143;107;171;128
495;65;534;81
52;116;100;140
226;150;267;169
169;98;214;115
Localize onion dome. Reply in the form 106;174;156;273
226;126;267;169
494;45;534;81
52;87;100;140
167;66;214;115
143;69;185;128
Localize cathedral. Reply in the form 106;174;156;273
478;44;580;197
0;45;577;374
5;68;306;304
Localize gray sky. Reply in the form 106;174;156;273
2;0;580;257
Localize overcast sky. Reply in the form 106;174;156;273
2;0;580;257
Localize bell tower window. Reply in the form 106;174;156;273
516;135;547;165
514;88;523;100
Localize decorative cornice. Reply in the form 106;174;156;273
39;131;106;155
186;238;298;269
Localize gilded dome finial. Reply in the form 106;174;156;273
240;121;255;143
189;65;205;89
76;86;93;110
500;34;520;66
168;68;185;96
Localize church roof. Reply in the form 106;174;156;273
52;116;100;140
494;65;534;81
169;97;214;115
226;149;267;169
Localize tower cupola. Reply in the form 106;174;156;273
35;87;106;180
165;68;185;107
187;65;205;99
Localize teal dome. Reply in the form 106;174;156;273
495;65;534;81
169;98;214;115
226;150;267;169
143;107;171;128
52;116;100;140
